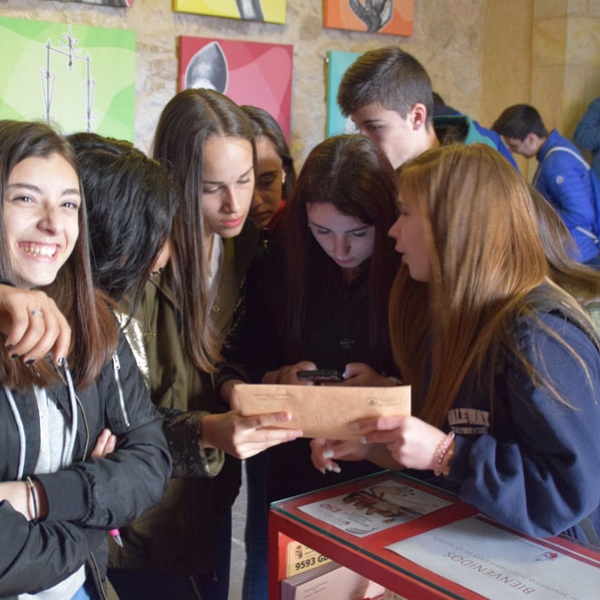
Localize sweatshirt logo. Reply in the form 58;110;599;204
447;408;490;435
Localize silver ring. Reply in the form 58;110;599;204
30;310;43;317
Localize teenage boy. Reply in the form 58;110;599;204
337;46;494;171
493;104;599;266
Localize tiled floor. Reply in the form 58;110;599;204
107;464;249;600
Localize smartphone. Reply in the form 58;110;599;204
296;369;344;384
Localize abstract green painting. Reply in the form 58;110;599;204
0;17;136;141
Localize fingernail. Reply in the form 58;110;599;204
319;468;326;475
5;344;13;351
57;357;65;366
360;436;368;445
10;353;18;359
25;358;36;366
325;464;333;472
322;449;334;459
332;466;341;474
350;422;361;430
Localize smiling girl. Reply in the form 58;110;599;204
0;121;170;599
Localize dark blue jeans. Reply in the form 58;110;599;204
242;453;269;600
71;582;93;600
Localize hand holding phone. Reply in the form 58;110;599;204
296;369;344;384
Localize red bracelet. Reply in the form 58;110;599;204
432;432;455;477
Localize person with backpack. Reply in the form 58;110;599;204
493;104;600;267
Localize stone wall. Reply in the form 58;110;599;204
0;0;494;165
532;0;600;136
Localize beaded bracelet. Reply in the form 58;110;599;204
432;432;455;477
25;476;39;524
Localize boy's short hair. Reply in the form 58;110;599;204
492;104;548;140
337;46;433;122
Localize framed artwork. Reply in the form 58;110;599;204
40;0;131;6
173;0;286;24
323;0;413;36
0;17;136;141
179;36;293;139
326;50;361;137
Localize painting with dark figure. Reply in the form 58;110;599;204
173;0;285;24
41;0;131;6
184;41;228;93
349;0;393;32
236;0;264;20
179;36;293;137
324;0;412;35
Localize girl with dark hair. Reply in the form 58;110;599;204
219;134;401;599
107;89;299;600
241;105;296;231
314;143;600;545
0;120;170;599
68;132;177;392
68;133;176;307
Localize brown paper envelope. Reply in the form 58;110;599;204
235;383;411;440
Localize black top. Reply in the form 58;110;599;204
219;236;398;503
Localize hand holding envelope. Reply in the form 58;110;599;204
235;383;411;441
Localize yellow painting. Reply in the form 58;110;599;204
173;0;286;24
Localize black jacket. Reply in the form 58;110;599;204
0;334;171;599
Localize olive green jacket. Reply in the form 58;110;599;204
109;222;258;575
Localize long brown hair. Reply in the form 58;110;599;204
391;143;597;427
153;89;255;372
279;134;400;362
0;120;118;390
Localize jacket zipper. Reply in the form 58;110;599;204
90;552;109;600
112;354;130;428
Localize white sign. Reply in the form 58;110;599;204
387;516;600;599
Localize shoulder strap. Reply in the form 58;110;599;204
544;146;600;241
544;146;590;170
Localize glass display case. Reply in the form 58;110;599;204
269;471;600;599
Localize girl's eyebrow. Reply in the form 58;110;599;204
202;166;253;185
346;224;372;233
308;220;372;234
308;219;329;230
6;182;81;196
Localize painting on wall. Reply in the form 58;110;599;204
180;36;293;138
323;0;413;36
40;0;131;6
326;50;361;137
0;17;136;141
173;0;286;24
